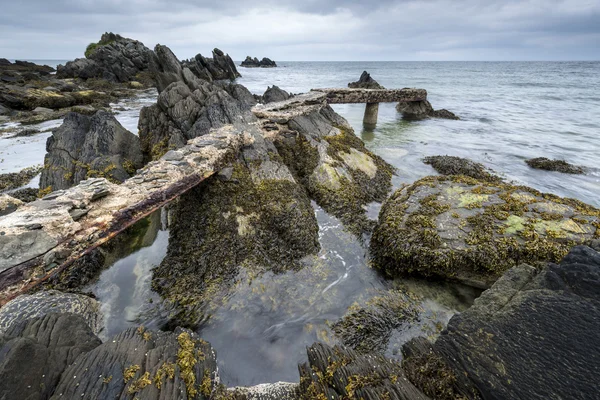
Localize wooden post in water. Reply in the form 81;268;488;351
363;102;379;126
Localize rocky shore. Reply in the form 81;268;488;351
1;33;599;400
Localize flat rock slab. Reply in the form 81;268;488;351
312;87;427;104
0;124;250;302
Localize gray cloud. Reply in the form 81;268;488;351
1;0;599;60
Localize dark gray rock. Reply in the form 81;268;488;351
56;32;154;83
40;111;143;191
139;44;256;160
0;313;102;400
0;290;102;335
262;85;290;104
240;56;277;68
397;100;459;120
403;245;600;400
423;155;502;183
348;71;384;89
0;230;58;272
526;157;585;174
298;342;428;399
182;48;241;81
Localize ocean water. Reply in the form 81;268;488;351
3;61;600;386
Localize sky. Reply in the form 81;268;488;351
1;0;599;61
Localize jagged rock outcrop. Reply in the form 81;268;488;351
262;85;290;103
182;48;241;81
0;313;102;400
397;100;459;120
39;111;143;191
151;126;320;326
403;245;600;400
526;157;586;174
348;71;384;89
0;290;102;335
255;93;395;234
371;174;600;288
298;342;428;399
56;32;154;83
423;155;502;183
240;56;277;68
139;44;256;159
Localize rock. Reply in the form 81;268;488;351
348;71;384;89
229;382;299;400
9;188;38;203
139;44;255;160
298;342;428;399
423;155;502;183
216;81;258;109
0;58;10;66
371;175;600;288
0;59;54;74
262;85;290;103
0;103;10;115
151;129;320;326
0;290;102;335
240;56;277;68
403;245;600;400
332;290;420;354
397;100;460;120
182;48;241;81
526;157;585;174
51;326;218;399
56;32;154;83
0;194;22;216
128;81;144;89
0;230;59;272
0;313;101;400
32;106;53;114
0;165;42;191
40;111;143;191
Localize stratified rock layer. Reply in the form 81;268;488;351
371;175;600;287
403;245;600;400
182;48;241;81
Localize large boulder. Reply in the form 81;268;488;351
0;313;102;400
262;85;290;104
182;48;241;81
56;32;154;83
371;175;600;288
348;71;384;89
40;111;143;191
397;100;459;120
298;342;428;399
139;44;256;160
240;56;277;68
403;245;600;399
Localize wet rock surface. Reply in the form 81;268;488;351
423;155;502;183
403;245;600;400
526;157;585;174
298;342;428;399
57;32;154;83
240;56;277;68
348;71;384;89
182;48;241;81
40;111;143;191
396;100;459;120
371;175;600;287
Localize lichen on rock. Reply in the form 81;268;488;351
371;175;600;288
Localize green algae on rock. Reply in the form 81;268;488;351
371;175;600;288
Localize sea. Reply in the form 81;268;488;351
1;60;599;386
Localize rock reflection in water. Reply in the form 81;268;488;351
88;209;168;340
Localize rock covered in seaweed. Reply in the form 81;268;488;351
396;100;459;120
56;32;154;83
298;342;428;399
182;48;241;81
40;111;143;191
403;245;600;400
0;165;41;191
526;157;585;174
240;56;277;68
139;44;256;159
348;71;384;89
371;175;600;288
423;155;502;183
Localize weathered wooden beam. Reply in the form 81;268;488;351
311;88;427;104
0;124;251;303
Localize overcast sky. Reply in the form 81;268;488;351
2;0;599;61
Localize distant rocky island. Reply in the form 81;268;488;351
240;56;277;68
0;31;599;400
